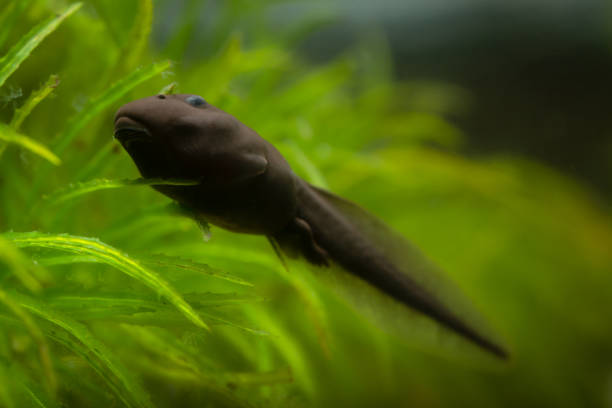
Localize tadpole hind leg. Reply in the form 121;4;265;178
272;217;330;266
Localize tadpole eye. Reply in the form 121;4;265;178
185;95;206;107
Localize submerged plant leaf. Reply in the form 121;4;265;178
0;236;46;292
119;0;153;72
53;60;172;154
0;124;61;165
267;240;330;356
10;74;60;131
18;379;60;408
8;292;152;408
4;232;209;330
281;140;329;188
72;140;116;182
0;289;56;395
0;362;15;408
45;292;261;317
43;177;199;206
140;254;253;287
34;254;100;266
0;3;81;89
118;324;216;374
122;323;292;387
0;0;35;49
158;82;178;95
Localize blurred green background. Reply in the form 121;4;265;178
0;1;611;407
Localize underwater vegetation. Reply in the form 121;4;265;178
0;1;611;407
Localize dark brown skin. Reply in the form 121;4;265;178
114;94;508;358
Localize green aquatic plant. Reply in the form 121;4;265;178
0;1;611;407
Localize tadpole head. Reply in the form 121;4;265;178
113;94;212;179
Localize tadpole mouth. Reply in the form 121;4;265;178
114;116;151;147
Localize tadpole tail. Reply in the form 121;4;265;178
292;180;508;359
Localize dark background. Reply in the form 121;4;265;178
297;0;612;197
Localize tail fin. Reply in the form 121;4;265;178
277;180;508;358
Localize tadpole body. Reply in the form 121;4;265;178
114;94;507;358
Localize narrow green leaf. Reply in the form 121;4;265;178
120;348;255;408
99;204;192;243
9;292;152;408
44;292;261;319
0;236;45;292
34;254;99;266
4;232;209;330
141;254;253;287
39;292;264;335
0;124;61;165
53;60;172;154
198;310;269;336
42;296;165;321
0;361;15;408
243;307;315;395
121;324;290;387
120;0;153;72
281;140;329;188
0;0;35;49
10;74;60;131
73;140;115;181
0;289;56;394
158;82;178;95
43;177;199;205
268;239;329;356
19;380;59;408
0;3;81;88
220;368;293;387
119;325;212;372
